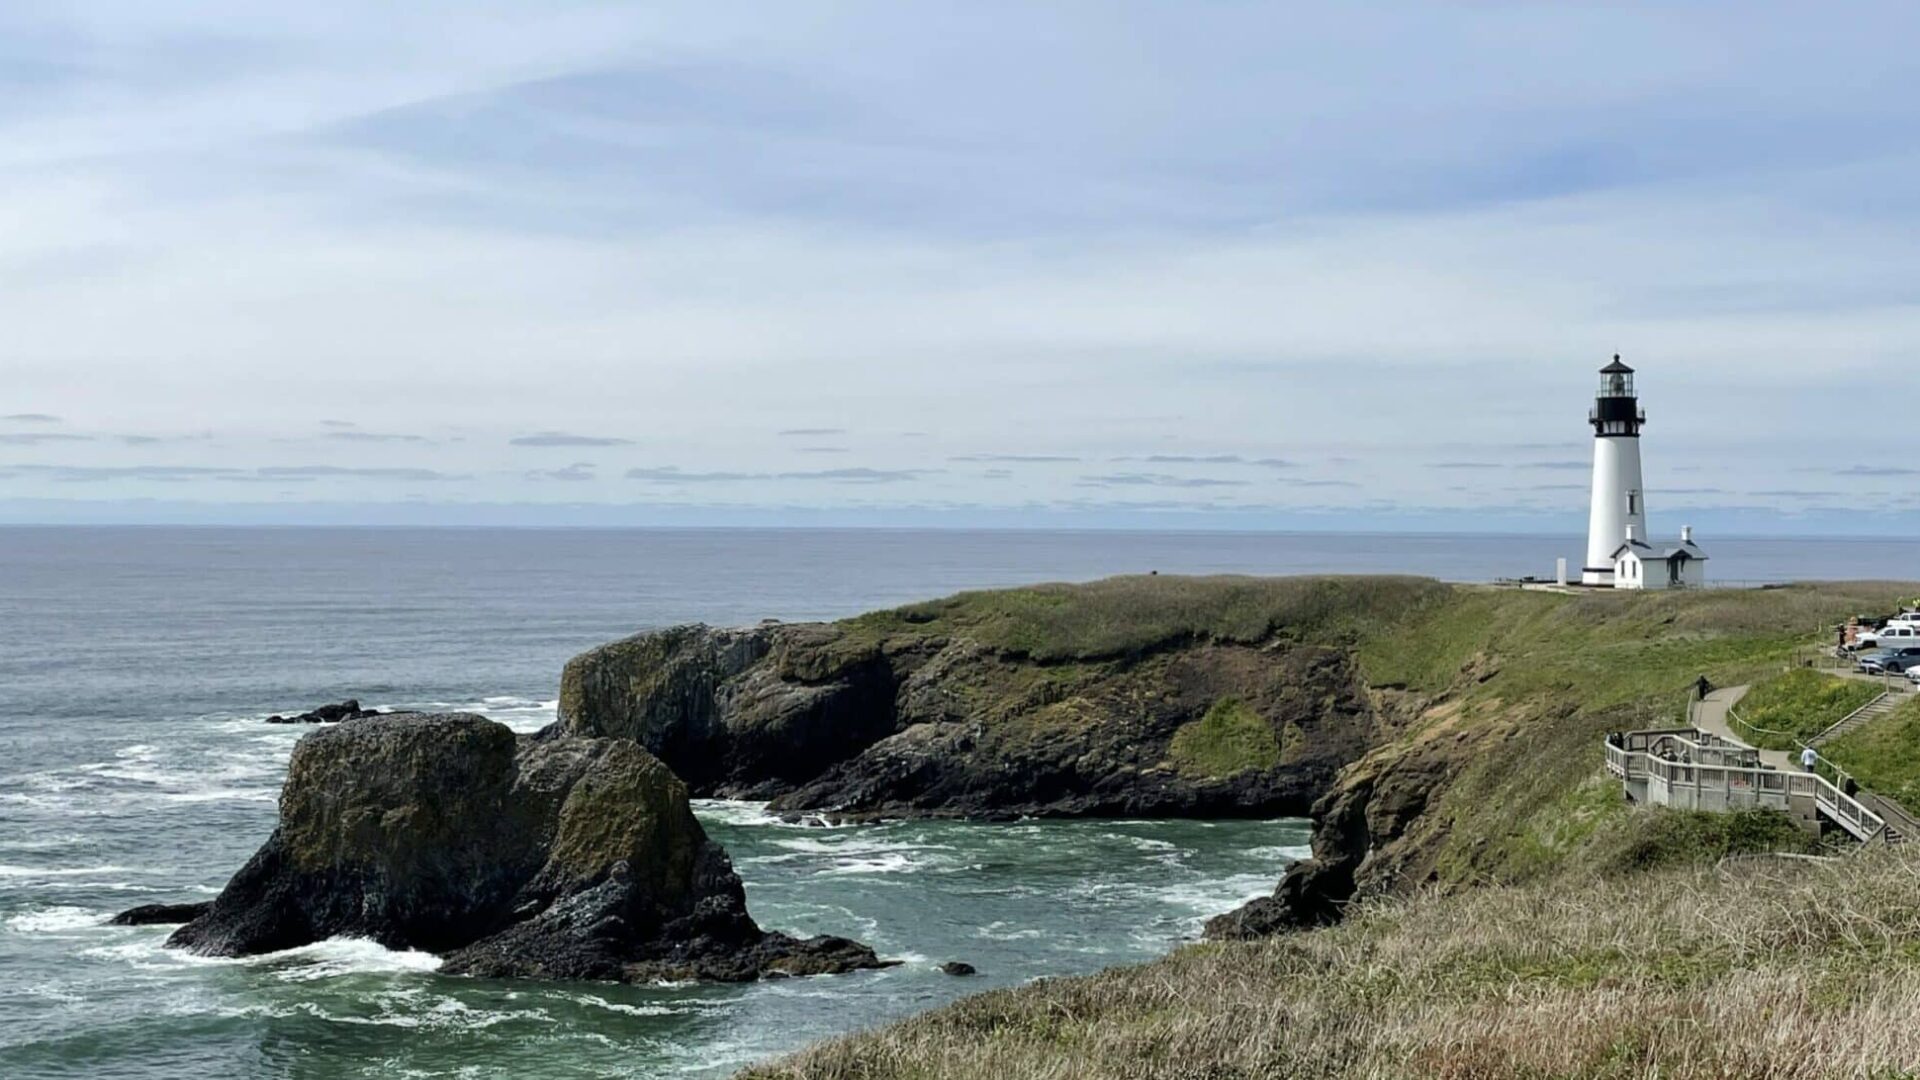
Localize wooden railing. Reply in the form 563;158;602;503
1604;729;1892;844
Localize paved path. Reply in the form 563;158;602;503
1692;685;1799;771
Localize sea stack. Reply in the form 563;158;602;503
157;713;890;983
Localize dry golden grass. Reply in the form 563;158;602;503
744;837;1920;1080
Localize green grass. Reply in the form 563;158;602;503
830;577;1908;888
833;574;1451;663
1732;668;1883;750
1577;807;1821;874
1167;698;1281;778
744;846;1920;1080
1823;696;1920;814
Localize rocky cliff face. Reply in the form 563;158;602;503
165;713;887;983
557;607;1381;821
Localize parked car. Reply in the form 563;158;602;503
1909;666;1920;687
1862;646;1920;674
1858;624;1920;650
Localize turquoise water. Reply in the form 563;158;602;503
4;527;1910;1078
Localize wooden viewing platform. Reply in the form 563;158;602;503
1603;726;1900;845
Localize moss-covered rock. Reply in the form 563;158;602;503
557;581;1394;821
164;713;888;983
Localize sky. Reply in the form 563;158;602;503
2;2;1918;533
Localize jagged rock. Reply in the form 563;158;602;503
939;961;977;976
264;699;387;724
110;901;210;926
168;713;889;983
555;625;902;797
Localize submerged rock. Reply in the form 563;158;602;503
110;901;210;926
938;961;976;976
264;699;389;724
169;713;890;983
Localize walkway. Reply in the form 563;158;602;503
1691;685;1798;772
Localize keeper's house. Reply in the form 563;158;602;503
1610;524;1709;591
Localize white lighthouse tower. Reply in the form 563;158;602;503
1582;356;1648;586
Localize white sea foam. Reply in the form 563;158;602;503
0;832;93;852
6;905;104;933
1149;874;1286;919
691;799;785;828
158;786;278;803
974;921;1045;941
261;937;444;981
0;863;136;878
1242;844;1313;862
553;992;698;1018
812;852;922;876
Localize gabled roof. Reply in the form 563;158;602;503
1611;538;1710;562
1610;538;1655;561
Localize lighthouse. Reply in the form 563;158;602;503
1582;356;1647;586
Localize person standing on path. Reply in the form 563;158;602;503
1801;745;1819;772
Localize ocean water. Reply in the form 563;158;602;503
2;526;1914;1079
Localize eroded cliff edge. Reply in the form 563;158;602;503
554;576;1443;822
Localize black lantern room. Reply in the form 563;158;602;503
1590;355;1645;437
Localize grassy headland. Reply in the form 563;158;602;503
735;576;1920;1078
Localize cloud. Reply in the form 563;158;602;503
2;413;61;423
795;446;849;454
950;453;1081;463
7;5;1920;526
783;467;930;484
1136;454;1246;464
0;433;91;445
1522;460;1590;470
257;466;464;481
510;432;634;447
626;467;767;483
982;468;1014;480
778;428;846;437
526;462;595;482
1836;465;1920;477
325;431;431;443
0;464;245;482
626;465;933;484
1429;462;1503;470
1079;472;1250;489
1110;455;1299;468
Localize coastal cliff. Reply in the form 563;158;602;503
738;579;1920;1078
161;713;887;983
555;576;1440;821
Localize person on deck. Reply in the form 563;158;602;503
1801;746;1819;773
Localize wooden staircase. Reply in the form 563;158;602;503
1812;691;1902;747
